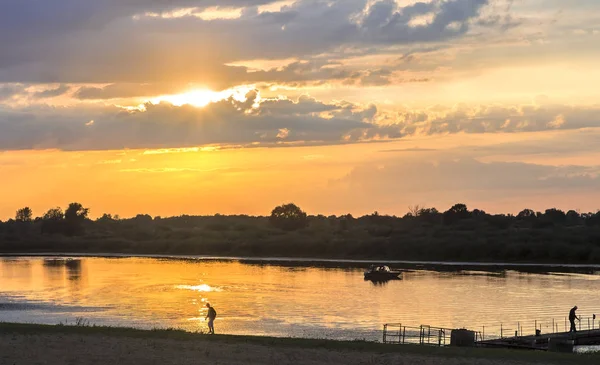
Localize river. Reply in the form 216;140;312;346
1;256;600;342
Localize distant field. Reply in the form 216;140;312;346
0;323;598;365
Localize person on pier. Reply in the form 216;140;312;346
569;306;580;332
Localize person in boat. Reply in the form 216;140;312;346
205;303;217;334
569;306;579;332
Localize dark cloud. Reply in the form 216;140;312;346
31;84;71;99
0;93;376;151
393;104;600;136
0;0;492;86
1;94;599;151
0;84;26;101
0;83;70;102
75;83;184;100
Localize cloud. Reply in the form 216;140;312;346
31;84;71;99
0;84;26;101
0;0;493;87
1;90;600;151
75;83;183;100
339;157;600;192
392;104;600;136
0;92;377;151
327;155;600;213
0;83;71;103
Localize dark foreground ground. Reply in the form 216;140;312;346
1;324;599;365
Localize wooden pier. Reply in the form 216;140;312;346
477;329;600;351
383;319;600;352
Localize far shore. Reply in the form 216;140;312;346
0;322;598;365
2;252;600;271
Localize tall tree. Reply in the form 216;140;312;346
41;207;65;235
64;202;89;236
269;203;308;231
15;207;33;222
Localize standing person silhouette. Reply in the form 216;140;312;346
569;306;579;332
205;303;217;334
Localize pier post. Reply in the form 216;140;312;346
500;323;503;338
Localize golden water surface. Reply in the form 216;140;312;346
1;257;599;340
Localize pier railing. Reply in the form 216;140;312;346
384;315;600;346
383;324;453;346
478;315;600;341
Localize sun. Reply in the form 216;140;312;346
150;85;257;108
151;89;219;107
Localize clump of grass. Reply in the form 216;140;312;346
58;317;91;327
75;317;90;327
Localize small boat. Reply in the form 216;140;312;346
364;265;401;280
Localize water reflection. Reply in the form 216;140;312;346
0;258;32;280
364;278;399;286
42;259;84;282
2;256;600;342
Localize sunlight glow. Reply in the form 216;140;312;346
408;13;435;27
135;7;243;21
150;85;257;108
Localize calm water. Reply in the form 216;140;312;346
2;256;600;342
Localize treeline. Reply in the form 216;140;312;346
2;203;600;263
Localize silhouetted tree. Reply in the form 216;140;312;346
133;214;153;225
269;203;308;231
15;207;33;222
443;203;470;224
472;209;487;218
566;210;581;225
407;205;423;217
449;204;469;216
544;208;566;224
64;202;89;236
41;207;65;235
43;207;64;221
419;208;439;216
517;209;536;220
97;213;114;222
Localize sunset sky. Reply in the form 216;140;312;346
1;0;600;219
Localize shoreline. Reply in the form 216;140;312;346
2;252;600;271
0;322;598;365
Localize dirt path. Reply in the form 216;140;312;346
0;331;568;365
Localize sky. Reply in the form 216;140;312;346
1;0;600;219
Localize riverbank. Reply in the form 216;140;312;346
3;252;600;273
0;323;598;365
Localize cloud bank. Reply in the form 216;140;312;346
1;88;599;151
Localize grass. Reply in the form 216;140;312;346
1;322;600;364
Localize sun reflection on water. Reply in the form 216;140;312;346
175;284;221;292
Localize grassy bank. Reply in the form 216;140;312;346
0;322;599;364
